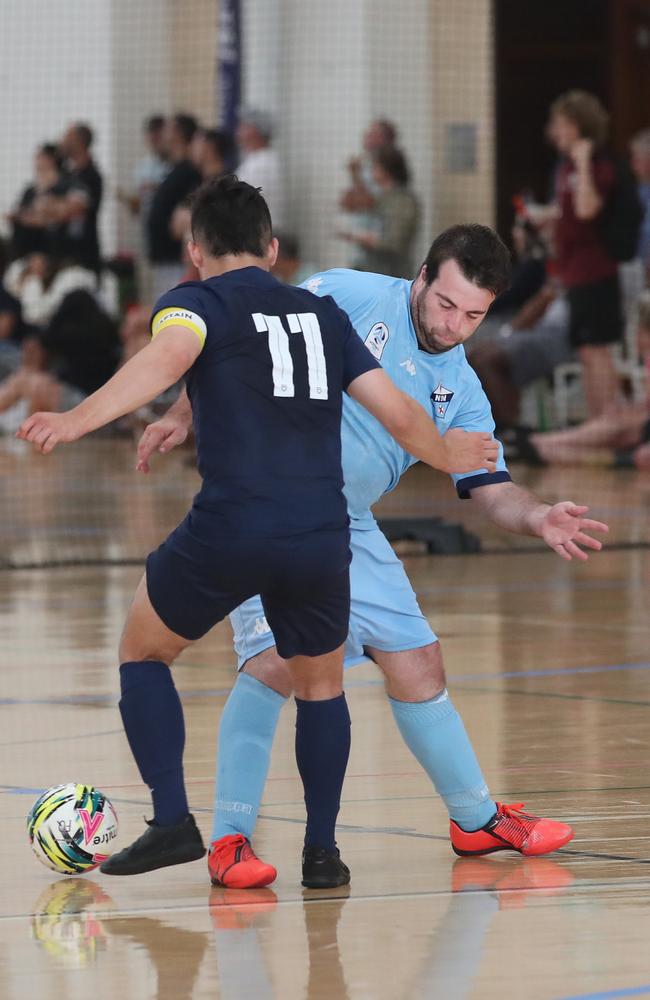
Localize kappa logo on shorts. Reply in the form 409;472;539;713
365;322;389;361
431;383;455;418
252;616;271;636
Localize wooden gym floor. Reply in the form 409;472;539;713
1;440;650;999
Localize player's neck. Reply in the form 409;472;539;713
199;254;270;280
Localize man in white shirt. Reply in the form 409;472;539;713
236;110;286;230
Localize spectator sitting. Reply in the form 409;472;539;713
4;254;118;396
271;233;317;286
338;147;419;279
236;109;286;229
487;205;549;320
4;253;97;329
468;281;571;432
8;144;69;260
146;113;201;301
0;335;85;434
518;290;650;469
0;282;28;377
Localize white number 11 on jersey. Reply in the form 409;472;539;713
252;312;329;399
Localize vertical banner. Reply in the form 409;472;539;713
217;0;241;134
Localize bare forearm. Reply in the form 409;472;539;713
470;482;550;536
71;342;193;437
392;396;450;471
165;386;193;427
573;162;602;219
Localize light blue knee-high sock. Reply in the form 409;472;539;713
212;672;287;843
389;689;496;831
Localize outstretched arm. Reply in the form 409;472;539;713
17;326;201;454
347;368;498;474
468;480;608;560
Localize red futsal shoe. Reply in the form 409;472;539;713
208;834;277;888
450;802;574;857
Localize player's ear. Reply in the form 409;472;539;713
187;240;203;270
266;237;279;269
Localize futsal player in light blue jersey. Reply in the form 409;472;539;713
138;224;609;887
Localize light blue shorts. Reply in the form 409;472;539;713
229;517;437;669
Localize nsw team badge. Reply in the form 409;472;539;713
431;382;454;418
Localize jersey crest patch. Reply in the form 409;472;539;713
431;382;454;418
365;322;389;361
304;276;323;294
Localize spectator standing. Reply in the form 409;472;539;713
236;110;286;229
339;147;419;278
9;144;69;260
59;123;104;271
120;115;169;221
192;128;236;181
339;119;398;217
548;91;623;417
146;114;201;301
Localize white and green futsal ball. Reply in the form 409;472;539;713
27;783;118;874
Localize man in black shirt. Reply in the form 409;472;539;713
58;123;103;271
146;114;202;301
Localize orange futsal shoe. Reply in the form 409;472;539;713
449;802;574;857
208;834;277;889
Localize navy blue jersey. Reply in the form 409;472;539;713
151;267;380;536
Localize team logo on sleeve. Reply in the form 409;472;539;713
304;276;323;294
431;383;455;417
365;322;389;361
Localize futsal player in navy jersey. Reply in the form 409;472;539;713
18;176;497;886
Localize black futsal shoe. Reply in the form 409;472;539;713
301;845;350;889
100;814;206;876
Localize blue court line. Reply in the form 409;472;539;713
554;985;650;1000
3;662;650;708
1;785;46;795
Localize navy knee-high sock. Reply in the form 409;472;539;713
295;694;351;851
119;660;189;827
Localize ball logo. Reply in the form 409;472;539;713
78;809;104;843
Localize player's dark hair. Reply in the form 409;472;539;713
422;224;511;297
172;113;199;145
190;174;273;258
74;123;94;149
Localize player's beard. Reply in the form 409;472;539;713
412;289;459;355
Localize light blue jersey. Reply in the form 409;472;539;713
301;269;510;520
231;268;510;670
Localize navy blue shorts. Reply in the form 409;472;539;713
146;510;351;659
